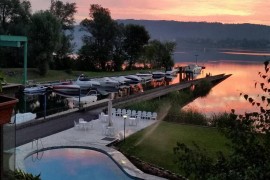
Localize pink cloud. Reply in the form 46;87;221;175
30;0;270;25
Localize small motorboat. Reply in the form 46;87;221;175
125;75;142;84
184;64;202;74
110;76;133;85
23;86;47;94
136;72;153;82
93;77;120;88
74;74;100;89
66;90;98;107
52;84;81;96
165;67;179;76
71;95;98;105
152;71;166;82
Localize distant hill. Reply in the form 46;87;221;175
118;20;270;41
72;20;270;52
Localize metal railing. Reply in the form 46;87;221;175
31;138;44;161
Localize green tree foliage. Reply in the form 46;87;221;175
50;0;77;70
124;24;150;69
144;40;175;69
0;0;31;34
79;4;116;71
50;0;76;31
28;11;61;75
174;60;270;179
0;0;31;68
112;23;127;71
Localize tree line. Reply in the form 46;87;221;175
176;37;270;49
0;1;175;75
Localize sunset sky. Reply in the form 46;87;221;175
30;0;270;25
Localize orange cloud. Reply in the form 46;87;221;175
31;0;270;25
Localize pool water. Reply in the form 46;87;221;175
24;148;134;180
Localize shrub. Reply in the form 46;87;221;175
166;108;208;126
4;169;41;180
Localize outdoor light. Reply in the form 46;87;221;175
123;114;128;142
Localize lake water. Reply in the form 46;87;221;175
173;48;270;117
17;48;270;118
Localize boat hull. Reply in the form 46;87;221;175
52;84;81;96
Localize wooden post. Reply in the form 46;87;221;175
179;67;183;82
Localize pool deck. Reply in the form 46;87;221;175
15;115;167;180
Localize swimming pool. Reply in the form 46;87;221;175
24;147;135;180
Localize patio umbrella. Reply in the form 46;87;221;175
108;99;113;126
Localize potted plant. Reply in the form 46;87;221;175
0;70;18;125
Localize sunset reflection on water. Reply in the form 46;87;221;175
174;61;265;116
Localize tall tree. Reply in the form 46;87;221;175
50;0;77;70
50;0;76;31
112;23;127;71
28;11;61;75
0;0;31;34
0;0;31;68
144;40;175;69
79;4;116;71
124;24;150;69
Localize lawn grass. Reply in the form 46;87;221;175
1;68;157;84
117;121;231;175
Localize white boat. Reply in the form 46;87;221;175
23;86;47;94
74;74;100;89
66;90;98;107
165;67;179;76
184;64;202;74
136;72;153;82
72;95;98;105
93;77;120;88
125;75;142;84
52;84;81;96
110;76;133;85
152;71;165;78
152;71;165;82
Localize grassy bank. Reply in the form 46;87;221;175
116;121;231;175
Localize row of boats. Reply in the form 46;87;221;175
23;64;203;97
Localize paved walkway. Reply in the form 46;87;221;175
15;115;166;180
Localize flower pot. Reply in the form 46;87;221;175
0;95;18;125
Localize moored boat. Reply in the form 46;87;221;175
165;67;179;76
93;77;120;88
52;84;81;96
74;74;100;89
125;75;142;84
66;90;98;107
184;64;202;74
136;72;153;82
110;76;133;85
23;86;47;94
152;71;165;79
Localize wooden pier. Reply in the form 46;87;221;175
82;73;232;111
15;73;231;129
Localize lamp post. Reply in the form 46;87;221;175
195;54;198;64
123;115;127;142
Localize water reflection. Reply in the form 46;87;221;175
25;148;132;180
179;61;264;116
